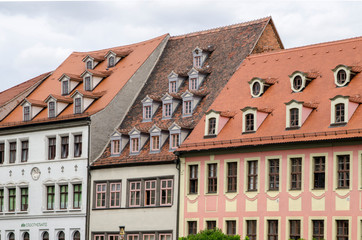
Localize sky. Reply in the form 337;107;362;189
0;0;361;92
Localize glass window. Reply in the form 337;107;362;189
208;118;216;135
8;232;15;240
289;220;300;240
75;98;82;114
170;134;179;149
245;113;254;131
226;220;236;236
73;231;80;240
338;155;350;188
94;235;105;240
21;140;28;162
58;231;65;240
96;183;106;208
291;158;302;190
189;78;198;90
337;69;347;85
184;101;192;115
194;56;201;68
143;234;155;240
246;220;256;240
48;138;56;160
206;221;216;230
129;181;141;207
160;179;173;205
169;81;177;93
9;142;16;163
8;188;16;212
62;80;69;95
145;180;156;206
131;138;139;153
86;60;92;69
43;232;49;240
85;76;92;91
49;101;56;118
108;56;115;67
312;220;324;240
227;162;237;192
0;189;4;212
21;187;28;211
188;221;197;235
290;108;299;127
73;184;82;209
336;220;348;240
60;185;68;209
110;183;121;208
267;220;278;240
74;135;82;157
252;81;261;96
144;106;152;120
269;159;279;190
151;136;160;151
0;143;4;164
335;103;345;123
189;165;198;194
159;234;171;240
23;232;30;240
61;136;69;159
248;161;258;191
24;106;30;121
112;139;120;154
208;163;217;193
293;75;303;91
47;186;55;210
164;103;172;117
108;235;119;240
127;235;139;240
314;156;325;189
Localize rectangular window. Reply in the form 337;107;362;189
290;108;299;127
190;78;198;90
208;163;217;193
184;101;192;115
269;159;279;190
108;235;119;240
61;136;69;159
227;162;237;192
188;221;197;235
289;220;300;240
194;56;201;68
268;220;278;240
208;118;216;135
160;179;173;206
129;181;141;207
144;106;152;120
0;143;4;164
206;221;216;230
110;183;121;208
49;101;56;118
245;113;254;131
112;139;120;154
62;80;69;95
335;103;345;123
8;188;16;212
75;97;82;114
246;220;256;240
21;187;28;211
9;142;16;163
131;138;139;153
170;134;179;149
145;180;156;206
73;184;82;209
24;106;30;121
338;155;350;188
48;138;56;160
290;157;302;190
159;234;172;240
0;189;3;212
60;185;68;209
189;165;198;194
143;234;155;240
74;135;82;157
127;235;139;240
94;235;105;240
96;183;106;208
151;136;160;151
47;186;55;210
169;81;177;93
85;76;92;91
312;220;324;240
248;161;258;191
21;140;28;162
314;156;325;189
226;220;236;236
164;103;172;117
336;220;348;240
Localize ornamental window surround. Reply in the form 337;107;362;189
241;107;270;133
161;93;179;120
289;71;317;93
128;128;148;155
285;100;316;129
149;125;167;154
181;91;201;117
332;64;359;87
141;95;160;122
248;77;274;98
188;68;206;91
330;95;360;126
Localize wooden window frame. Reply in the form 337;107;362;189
289;220;301;240
269;159;279;190
290;157;302;190
160;179;173;206
337;155;350;188
74;135;82;157
336;220;348;240
21;140;29;162
246;220;256;240
96;183;107;208
312;220;324;240
267;220;278;240
248;161;258;191
189;165;198;194
61;136;69;159
313;156;325;189
48;138;56;160
227;162;237;192
208;163;217;193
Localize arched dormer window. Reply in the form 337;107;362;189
208;117;216;135
285;100;316;129
335;103;345;123
245;113;254;131
290;108;299;127
248;77;276;98
242;107;271;133
329;95;360;126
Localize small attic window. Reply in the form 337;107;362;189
86;60;93;69
289;71;316;93
169;81;177;93
249;77;273;98
285;100;316;129
332;65;357;87
335;103;345;123
48;101;56;118
84;76;92;91
130;137;139;153
208;118;216;135
292;75;303;91
242;107;270;133
245;113;254;132
192;47;208;68
252;81;261;96
24;106;30;121
290;108;299;127
111;139;120;155
194;56;201;68
108;56;115;68
74;97;82;114
62;80;69;95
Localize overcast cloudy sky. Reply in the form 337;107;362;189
0;0;361;92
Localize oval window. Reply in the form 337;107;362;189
337;69;347;85
252;81;261;97
293;75;303;91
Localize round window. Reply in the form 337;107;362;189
337;69;347;85
293;75;303;91
252;81;261;97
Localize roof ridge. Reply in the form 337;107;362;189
171;17;270;39
248;35;362;59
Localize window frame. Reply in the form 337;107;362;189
20;187;29;211
163;103;172;118
267;220;278;240
189;165;198;194
62;80;69;95
227;162;237;192
74;97;82;114
0;188;4;212
73;184;82;209
61;136;69;159
85;76;92;91
336;220;349;240
9;141;17;163
129;181;141;207
335;103;345;123
289;220;301;240
313;156;325;189
23;105;31;121
48;137;56;160
0;143;4;164
268;159;279;191
207;163;217;193
48;101;56;118
208;118;216;135
245;113;255;132
247;160;258;191
290;108;299;128
8;188;16;212
95;183;107;209
160;179;173;206
74;135;82;157
109;182;121;208
312;220;324;240
246;220;256;240
21;140;29;162
337;155;350;189
59;185;68;210
46;185;55;210
188;221;197;235
144;180;156;206
290;157;302;190
170;133;179;149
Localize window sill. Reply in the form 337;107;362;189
205;192;218;196
43;210;55;213
69;208;82;212
17;211;28;214
246;189;258;192
204;134;216;139
267;189;280;192
329;122;347;127
56;210;68;213
285;126;300;131
242;131;256;134
5;212;16;215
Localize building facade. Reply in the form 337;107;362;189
90;17;283;240
177;37;362;239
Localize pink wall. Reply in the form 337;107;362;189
182;144;362;239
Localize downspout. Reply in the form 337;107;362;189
86;120;91;240
175;152;181;240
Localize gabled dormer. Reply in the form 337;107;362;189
71;90;104;114
58;73;83;95
241;107;271;133
20;98;47;121
149;125;168;153
80;69;110;91
104;49;131;68
192;46;210;68
289;71;318;93
110;131;129;156
330;95;361;126
332;65;360;87
285;100;317;129
82;54;104;70
248;77;276;98
45;94;73;118
168;123;190;151
204;109;234;137
161;93;180;119
168;71;186;93
128;127;148;155
141;95;161;122
181;90;202;117
188;67;207;91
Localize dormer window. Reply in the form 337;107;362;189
82;55;103;70
48;101;56;118
105;49;131;69
164;103;172;117
168;123;190;151
290;108;299;127
248;77;275;98
190;78;197;90
161;93;180;119
205;109;234;137
332;65;359;87
242;107;271;133
335;103;345;123
245;113;254;131
129;128;148;155
289;71;317;93
131;138;139;153
192;46;209;68
141;95;160;122
108;56;115;68
110;131;127;156
84;76;92;91
188;68;207;91
59;74;82;96
329;95;360;126
81;70;109;92
168;71;185;94
181;91;202;117
170;81;177;93
194;56;201;68
170;133;179;149
21;99;47;122
151;135;160;151
184;101;192;115
86;60;93;69
149;125;167;153
74;97;82;114
208;118;216;135
45;94;73;118
144;106;152;120
24;106;30;121
285;100;316;129
62;80;69;95
112;139;120;154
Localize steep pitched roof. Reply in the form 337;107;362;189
93;17;284;167
178;36;362;152
0;34;168;127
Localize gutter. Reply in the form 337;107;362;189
86;120;92;240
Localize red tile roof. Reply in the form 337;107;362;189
178;36;362;152
93;17;284;167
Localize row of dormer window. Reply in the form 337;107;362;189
249;64;360;98
110;123;189;155
205;95;360;136
83;49;131;71
167;68;207;93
